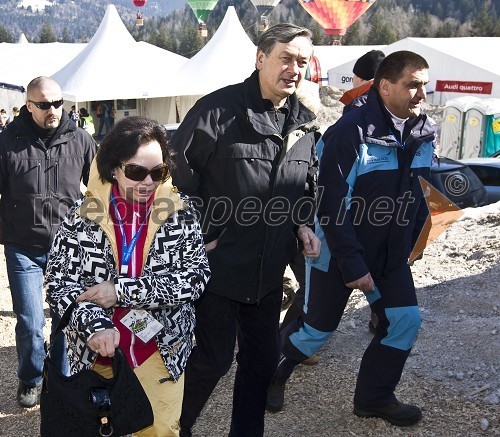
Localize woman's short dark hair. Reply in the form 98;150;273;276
96;116;175;184
373;51;429;89
257;23;313;56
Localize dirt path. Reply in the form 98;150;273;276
1;203;499;436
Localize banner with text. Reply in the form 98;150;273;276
436;80;493;95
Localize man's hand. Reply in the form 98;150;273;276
76;280;117;309
87;329;120;357
346;272;375;292
205;239;218;252
297;225;321;258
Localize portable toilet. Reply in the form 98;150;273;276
439;96;481;159
462;98;500;159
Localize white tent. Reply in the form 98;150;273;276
17;33;29;44
52;4;187;102
0;42;85;89
50;4;188;124
327;37;500;105
174;6;256;97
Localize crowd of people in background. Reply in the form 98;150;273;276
0;107;19;132
0;21;437;437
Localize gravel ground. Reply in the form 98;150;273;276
0;96;499;436
1;203;498;436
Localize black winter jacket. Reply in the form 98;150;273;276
172;70;318;303
0;106;97;252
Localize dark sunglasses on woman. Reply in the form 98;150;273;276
121;163;170;182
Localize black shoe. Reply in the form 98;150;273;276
266;380;286;413
353;399;422;427
16;381;39;408
265;357;298;413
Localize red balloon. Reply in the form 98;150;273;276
132;0;147;7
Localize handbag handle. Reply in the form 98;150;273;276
46;301;77;356
49;301;125;365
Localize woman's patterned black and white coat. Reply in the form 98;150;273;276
45;162;210;381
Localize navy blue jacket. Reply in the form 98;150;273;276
318;88;435;284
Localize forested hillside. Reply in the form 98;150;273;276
0;0;498;58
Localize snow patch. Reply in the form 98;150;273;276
17;0;54;12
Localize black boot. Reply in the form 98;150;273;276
353;399;422;426
265;356;299;413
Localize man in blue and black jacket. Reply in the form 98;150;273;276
267;51;436;427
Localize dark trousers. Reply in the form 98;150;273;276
282;260;421;407
181;287;283;437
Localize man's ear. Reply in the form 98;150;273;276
256;51;264;69
379;78;391;96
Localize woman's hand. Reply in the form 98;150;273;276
76;280;117;309
87;329;120;357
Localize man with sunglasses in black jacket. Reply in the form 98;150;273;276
0;76;97;408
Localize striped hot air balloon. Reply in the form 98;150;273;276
299;0;377;36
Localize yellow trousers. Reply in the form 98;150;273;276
93;351;184;437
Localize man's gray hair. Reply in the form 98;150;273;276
257;23;313;56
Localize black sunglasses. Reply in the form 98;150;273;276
28;99;64;110
121;163;170;182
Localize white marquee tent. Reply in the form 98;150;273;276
168;5;257;119
327;37;500;105
0;41;84;109
0;42;85;88
49;4;189;124
52;5;187;101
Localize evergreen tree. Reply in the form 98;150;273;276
470;1;497;36
0;24;14;43
342;20;364;45
156;24;176;53
411;12;432;37
61;27;71;43
435;22;455;38
39;21;57;43
177;25;203;58
366;11;398;45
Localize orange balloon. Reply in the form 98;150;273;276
299;0;377;36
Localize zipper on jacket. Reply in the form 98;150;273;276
53;159;59;192
256;123;314;303
45;151;50;194
36;162;42;193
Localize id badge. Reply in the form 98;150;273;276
120;309;163;343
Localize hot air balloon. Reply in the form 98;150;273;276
132;0;147;26
187;0;220;37
299;0;377;36
250;0;283;31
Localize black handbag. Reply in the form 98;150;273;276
40;303;154;437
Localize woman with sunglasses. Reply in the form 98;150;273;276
45;116;211;436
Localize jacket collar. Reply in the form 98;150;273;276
243;70;316;137
7;105;75;145
364;88;435;148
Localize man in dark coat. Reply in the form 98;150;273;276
0;76;97;408
172;23;321;437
